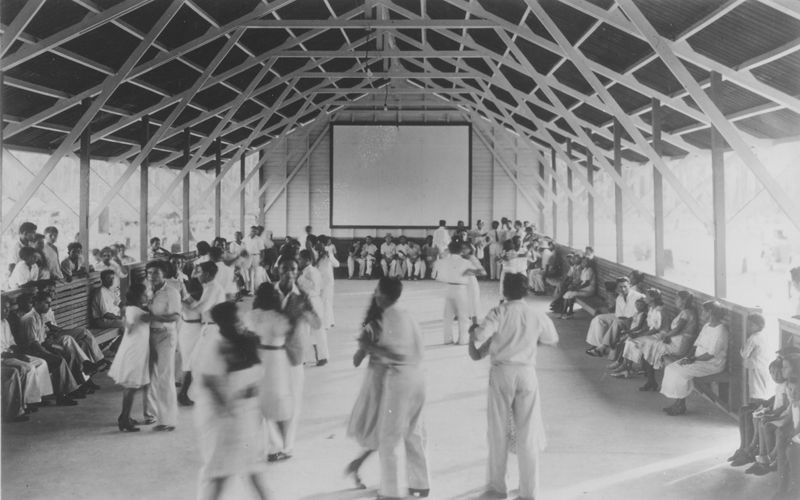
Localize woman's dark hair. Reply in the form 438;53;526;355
253;283;281;311
677;290;695;310
126;283;147;305
299;249;315;265
16;293;33;310
702;300;727;321
503;273;528;300
502;240;515;252
196;241;211;256
748;313;765;332
196;261;219;279
646;288;664;306
210;301;259;371
145;260;168;274
362;297;383;328
448;240;461;254
378;276;403;304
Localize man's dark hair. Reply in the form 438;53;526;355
503;273;528;300
196;261;219;279
67;242;82;252
150;237;160;245
279;258;298;271
100;269;115;281
378;276;403;304
448;240;461;254
208;247;223;261
196;241;211;255
44;226;58;235
19;222;36;234
18;247;37;260
33;291;50;304
438;219;446;227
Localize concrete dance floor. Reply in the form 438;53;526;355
1;280;779;499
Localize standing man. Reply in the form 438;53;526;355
42;227;64;281
469;273;559;500
144;261;181;431
437;241;478;345
8;222;37;276
297;250;328;366
432;220;450;258
244;226;265;293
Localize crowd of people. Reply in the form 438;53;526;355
3;216;799;499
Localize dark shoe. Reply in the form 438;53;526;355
727;449;744;462
177;394;195;407
639;383;659;392
97;359;112;372
745;462;772;476
153;424;176;432
344;461;366;489
267;453;281;462
730;454;755;467
69;389;87;399
118;417;140;432
409;488;430;497
140;417;157;425
665;405;686;416
25;405;38;414
85;380;101;391
82;361;99;376
57;397;78;406
316;359;328;367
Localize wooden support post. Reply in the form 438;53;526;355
182;128;190;252
613;118;623;263
258;150;266;226
551;148;558;240
587;152;595;248
239;154;246;233
652;98;666;277
538;160;546;232
710;72;727;297
79;99;91;266
214;138;222;237
139;116;149;262
567;155;574;247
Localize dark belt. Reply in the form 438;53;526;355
202;322;215;325
258;344;285;351
182;318;201;324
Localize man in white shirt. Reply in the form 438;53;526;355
244;226;265;293
7;247;39;290
437;241;480;345
585;277;644;356
39;282;107;367
393;235;410;278
209;247;238;300
470;273;559;500
7;222;37;276
432;220;451;257
359;236;378;278
148;237;171;260
380;234;397;278
90;270;124;331
2;301;52;412
297;250;328;366
42;227;64;281
60;242;88;279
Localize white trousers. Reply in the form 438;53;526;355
266;364;304;453
347;256;358;278
585;313;616;348
321;284;335;327
487;365;545;500
359;256;375;277
467;276;481;318
179;321;202;372
378;365;430;498
145;326;178;426
443;285;470;344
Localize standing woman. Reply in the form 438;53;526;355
245;284;296;462
486;221;501;280
462;242;487;323
316;240;340;329
347;240;362;279
145;261;181;431
109;283;151;432
194;302;269;500
638;290;700;392
660;300;729;415
345;296;385;489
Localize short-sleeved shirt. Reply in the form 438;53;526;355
380;242;396;259
473;299;559;366
189;280;226;323
435;254;472;284
1;319;17;352
361;243;377;258
297;265;323;298
149;284;181;329
61;256;87;278
20;310;47;345
694;323;728;362
43;244;64;280
7;261;38;289
615;290;645;319
646;306;663;331
91;286;120;320
395;243;409;259
741;331;774;401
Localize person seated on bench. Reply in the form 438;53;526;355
560;257;596;318
7;247;39;290
612;289;669;378
17;292;91;403
421;235;438;279
550;253;579;312
91;270;125;332
2;300;52;416
774;356;800;499
94;246;127;295
392;236;409;279
407;239;424;280
148;237;171;260
347;240;362;279
7;221;37;277
360;236;378;279
60;242;88;280
42;226;65;281
584;277;643;357
637;290;700;392
39;281;108;369
380;234;397;278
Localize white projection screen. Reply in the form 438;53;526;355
330;124;471;228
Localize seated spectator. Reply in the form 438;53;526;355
421;235;438;279
148;237;171;260
7;221;37;276
604;297;649;374
392;236;409;279
42;226;64;281
406;239;424;280
613;289;669;378
560;257;596;318
91;270;125;331
660;300;729;415
32;234;51;280
550;253;578;312
637;290;700;392
2;300;52;417
60;242;88;279
117;243;135;265
774;356;800;499
585;277;644;357
347;240;362;279
359;236;378;279
39;281;108;369
7;247;39;290
380;234;397;277
94;246;128;301
14;292;83;405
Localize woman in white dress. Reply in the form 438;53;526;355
245;284;296;461
194;301;269;500
660;300;729;415
108;283;151;432
612;289;668;377
461;243;486;322
316;239;340;328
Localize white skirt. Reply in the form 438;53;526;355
660;359;725;399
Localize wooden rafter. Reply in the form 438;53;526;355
0;0;47;57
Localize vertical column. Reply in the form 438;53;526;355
567;156;574;247
613;119;623;263
587;152;595;247
79;99;91;266
537;161;546;232
652;98;666;277
710;72;727;297
551;148;557;240
258;150;266;226
214;138;222;237
239;155;246;233
139;116;149;262
0;74;4;228
182;129;190;252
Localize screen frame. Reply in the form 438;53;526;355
329;122;472;229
